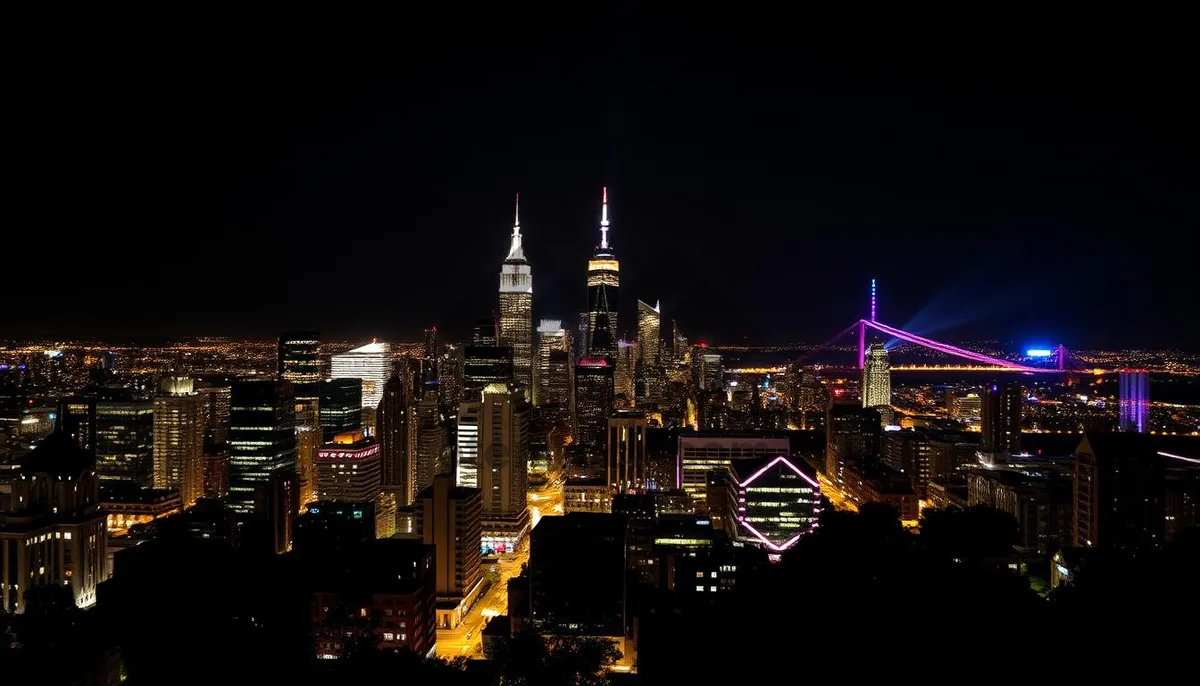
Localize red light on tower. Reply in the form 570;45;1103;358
698;341;708;348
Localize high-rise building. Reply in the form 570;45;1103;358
415;397;447;494
534;320;571;407
607;410;648;492
278;331;321;401
331;341;394;410
377;372;414;505
498;194;534;396
0;432;108;613
95;396;154;487
228;380;297;514
56;396;97;457
636;300;663;406
825;404;882;486
423;327;439;361
586;187;619;360
861;342;891;410
197;385;231;445
456;403;482;488
678;430;792;508
416;474;483;629
575;358;614;448
295;424;320;507
981;383;1022;456
463;345;513;402
438;344;463;411
476;384;531;554
315;430;382;504
319;378;362;443
1118;369;1150;433
614;339;636;408
153;376;205;507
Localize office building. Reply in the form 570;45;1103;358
861;342;891;410
415;397;447;493
636;299;663;405
825;404;882;486
607;410;648;493
677;430;792;508
0;432;108;613
1118;369;1150;433
981;383;1022;456
319;378;362;443
278;331;321;401
529;513;626;638
416;474;483;629
331;341;393;410
377;372;414;505
456;403;481;489
95;396;154;487
724;455;822;552
614;339;636;408
534;320;571;407
575;357;614;448
477;384;531;554
56;396;97;457
315;430;382;504
197;385;231;444
463;345;513;402
228;380;297;514
153;376;205;507
498;194;534;396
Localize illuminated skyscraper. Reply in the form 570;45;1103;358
614;340;636;408
861;343;891;409
477;383;531;554
534;320;570;406
456;403;481;488
153;376;205;508
378;372;414;505
415;397;448;493
1118;370;1149;433
586;187;619;360
278;331;321;401
228;380;297;514
607;410;648;492
637;300;661;369
498;194;534;396
574;358;614;448
981;383;1022;456
331;341;393;410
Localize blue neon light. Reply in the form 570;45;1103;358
1026;349;1053;358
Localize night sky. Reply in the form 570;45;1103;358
12;15;1197;349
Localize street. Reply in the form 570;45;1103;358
435;472;564;658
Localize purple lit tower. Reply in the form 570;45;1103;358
1118;370;1149;433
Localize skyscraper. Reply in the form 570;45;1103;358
456;403;482;488
981;383;1022;456
416;474;483;629
861;342;891;409
95;394;154;487
575;358;614;448
498;194;534;396
534;320;570;407
1118;369;1150;433
614;339;637;408
153;376;205;508
586;187;619;360
228;380;297;514
319;378;362;443
477;383;531;554
331;341;393;410
415;396;447;494
637;300;661;368
377;372;414;505
607;410;648;493
277;331;321;401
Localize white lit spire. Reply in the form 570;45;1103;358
599;186;610;249
506;192;525;261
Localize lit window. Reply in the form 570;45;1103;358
710;571;717;578
696;585;704;592
695;571;704;578
710;586;717;592
65;532;72;540
383;633;394;641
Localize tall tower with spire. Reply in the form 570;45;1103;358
498;193;534;395
586;187;620;361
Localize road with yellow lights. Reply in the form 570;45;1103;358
435;474;564;658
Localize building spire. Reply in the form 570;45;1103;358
506;192;525;261
599;186;610;249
